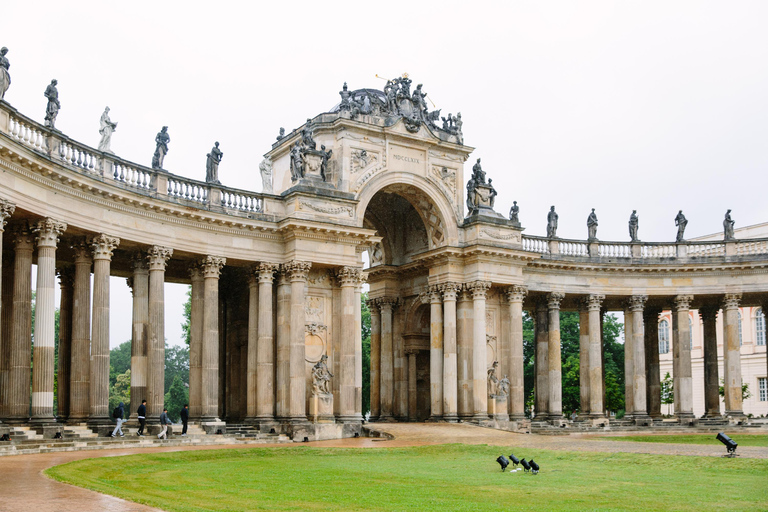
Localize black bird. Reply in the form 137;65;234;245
529;459;540;474
508;453;520;467
496;455;510;472
520;458;531;472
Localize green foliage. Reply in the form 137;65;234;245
661;372;675;405
109;340;132;387
361;292;371;416
165;343;189;394
180;286;191;346
163;375;189;423
108;369;131;413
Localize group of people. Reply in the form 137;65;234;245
110;400;190;440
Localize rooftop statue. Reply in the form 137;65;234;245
509;201;520;225
339;82;352;110
724;209;735;240
97;106;117;153
259;158;273;194
311;354;333;396
151;126;170;170
301;118;316;150
320;144;332;182
0;47;10;100
289;143;303;182
675;210;687;242
412;84;427;116
454;112;463;144
205;142;223;184
547;206;559;238
44;79;60;129
276;127;285;141
629;210;639;242
587;208;598;240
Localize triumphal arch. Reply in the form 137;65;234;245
0;69;767;441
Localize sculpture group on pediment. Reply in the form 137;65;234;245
466;158;497;216
290;118;332;184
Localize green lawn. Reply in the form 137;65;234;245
600;433;768;447
45;444;768;512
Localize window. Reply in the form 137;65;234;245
659;319;670;354
688;317;693;350
759;377;767;402
738;311;743;346
756;309;765;347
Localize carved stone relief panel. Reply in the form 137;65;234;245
305;295;328;363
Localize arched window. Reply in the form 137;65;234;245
688;317;694;350
658;319;670;354
756;308;765;347
738;311;743;346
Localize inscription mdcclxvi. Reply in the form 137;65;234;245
393;154;420;163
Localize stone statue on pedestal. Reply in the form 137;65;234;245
44;79;60;128
723;209;735;240
0;47;11;100
587;208;598;240
301;118;316;150
546;206;559;238
454;112;463;144
412;84;427;116
97;107;117;153
259;158;273;194
151;126;170;170
496;375;510;398
276;127;285;141
205;142;223;184
675;210;687;242
629;210;639;242
311;354;333;396
487;361;499;397
466;158;498;216
509;201;520;224
290;143;303;182
320;145;332;182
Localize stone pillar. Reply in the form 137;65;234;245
245;270;259;423
56;268;74;421
130;253;149;420
699;305;720;418
7;226;33;422
578;301;590;416
146;246;172;423
469;281;491;421
547;292;565;420
643;307;662;418
407;349;418;420
721;293;743;417
30;219;66;423
623;302;634;417
506;286;527;420
355;273;365;420
255;262;278;423
89;234;120;425
672;295;694;419
629;295;649;421
441;283;459;422
337;266;362;422
68;241;92;423
428;285;444;421
587;294;605;418
368;299;381;421
456;288;473;420
275;269;291;420
285;261;310;423
188;264;204;421
0;200;14;420
379;298;395;421
534;297;549;420
201;256;225;422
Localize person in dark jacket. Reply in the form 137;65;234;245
180;404;189;436
110;402;126;438
158;408;171;439
136;400;147;436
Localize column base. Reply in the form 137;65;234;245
336;414;363;423
377;414;397;423
200;418;227;434
471;413;489;422
675;413;697;426
443;413;459;423
427;415;444;422
368;414;380;422
632;414;653;426
509;414;527;421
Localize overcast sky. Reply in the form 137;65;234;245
6;1;768;346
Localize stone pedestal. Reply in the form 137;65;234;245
487;395;495;417
309;394;335;423
494;395;509;421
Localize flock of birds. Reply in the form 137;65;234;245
496;453;539;474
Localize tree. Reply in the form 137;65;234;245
180;286;191;346
165;343;190;394
361;292;371;416
164;375;189;423
660;371;674;416
109;340;131;387
718;379;752;401
109;369;131;413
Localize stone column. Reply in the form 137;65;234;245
68;240;92;423
245;270;259;423
469;281;491;421
407;349;418;420
379;298;395;421
89;234;120;425
506;286;527;420
534;297;549;420
337;266;361;422
368;299;381;421
285;260;310;423
30;219;67;423
56;268;74;421
0;200;14;420
587;294;605;418
256;262;278;423
547;292;565;420
201;256;225;422
672;295;694;419
355;273;365;420
188;263;204;421
721;293;743;417
428;285;444;421
643;307;662;418
456;287;473;420
7;226;33;422
130;253;149;419
623;302;634;417
578;300;590;416
629;295;649;421
441;283;459;422
275;269;291;420
699;305;720;418
146;246;172;423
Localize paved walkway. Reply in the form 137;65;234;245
1;423;765;512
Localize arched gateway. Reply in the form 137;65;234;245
0;76;766;441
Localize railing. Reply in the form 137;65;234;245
598;243;631;258
559;240;589;256
221;189;263;213
167;175;209;205
522;236;548;254
640;244;676;258
736;239;768;255
687;242;725;257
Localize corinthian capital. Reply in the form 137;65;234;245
201;255;226;278
71;238;92;263
673;294;694;311
440;282;460;301
628;294;648;312
284;260;311;281
722;293;741;310
11;223;34;251
547;292;565;309
89;233;120;260
584;294;605;311
33;218;67;247
467;280;492;300
0;199;16;230
337;266;362;286
505;285;527;303
147;245;173;270
257;261;279;283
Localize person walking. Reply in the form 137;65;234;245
136;399;147;436
110;402;126;438
180;404;189;436
158;408;171;440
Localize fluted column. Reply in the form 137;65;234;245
368;299;381;421
441;283;459;422
428;285;443;421
275;269;291;420
285;260;310;422
30;219;67;423
456;288;473;420
587;294;605;418
578;300;590;416
469;281;491;421
187;264;204;420
69;240;92;423
623;302;634;416
337;266;362;422
201;255;225;422
534;297;549;419
0;199;15;420
629;295;649;420
256;262;278;422
643;307;662;418
407;349;418;420
506;286;527;420
146;246;172;423
547;292;565;419
672;294;694;419
354;273;365;419
379;298;395;421
7;226;34;422
244;270;259;423
699;305;720;418
721;293;743;417
130;253;149;420
89;234;120;424
56;268;74;421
